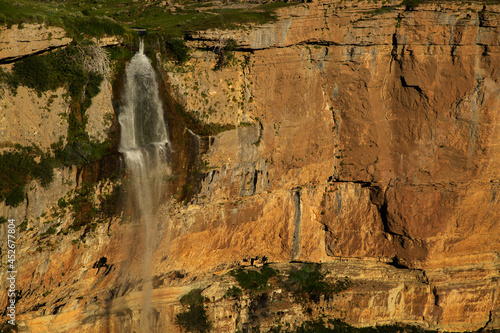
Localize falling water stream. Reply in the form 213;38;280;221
118;39;170;331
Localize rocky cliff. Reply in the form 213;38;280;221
1;0;500;332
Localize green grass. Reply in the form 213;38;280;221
0;0;301;37
0;0;65;27
0;0;125;37
62;16;126;38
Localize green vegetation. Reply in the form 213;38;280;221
0;42;117;207
286;264;352;302
0;0;126;37
7;41;104;100
176;289;212;333
228;264;352;305
53;181;122;234
41;225;57;237
0;217;7;224
225;286;243;299
107;46;134;61
0;41;117;207
268;318;435;333
0;321;18;333
129;2;300;36
214;38;238;71
62;16;126;38
0;145;55;207
229;265;278;292
18;220;28;232
0;0;65;28
146;32;191;65
0;0;301;38
165;38;191;65
180;288;208;307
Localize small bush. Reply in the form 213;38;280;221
176;289;211;333
213;38;238;70
0;321;18;333
42;226;57;236
180;289;207;307
107;46;134;61
230;265;277;292
268;318;433;333
286;264;351;302
400;0;426;7
176;304;211;333
12;56;57;93
18;220;28;232
165;38;191;64
225;286;243;299
0;146;56;207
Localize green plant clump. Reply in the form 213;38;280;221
286;264;351;302
214;38;238;71
42;226;57;236
176;289;212;333
9;41;103;99
0;41;118;208
58;181;121;233
230;265;277;292
0;145;55;207
165;38;191;65
225;286;243;299
0;321;18;333
268;318;437;333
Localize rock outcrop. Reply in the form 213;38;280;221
0;24;71;63
1;1;500;332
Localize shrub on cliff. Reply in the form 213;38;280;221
229;265;278;292
213;38;238;70
0;145;55;207
176;289;212;333
10;41;105;99
165;38;191;65
285;264;352;303
268;318;434;333
0;321;18;333
0;42;116;207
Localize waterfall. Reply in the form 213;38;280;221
118;39;169;331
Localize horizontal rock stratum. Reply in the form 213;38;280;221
0;0;499;332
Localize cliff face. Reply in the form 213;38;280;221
1;1;500;332
161;0;500;329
